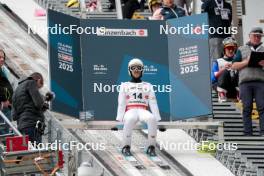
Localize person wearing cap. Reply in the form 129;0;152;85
148;0;163;20
211;37;238;103
201;0;233;60
231;27;264;136
159;0;186;20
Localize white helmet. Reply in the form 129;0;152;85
128;58;144;76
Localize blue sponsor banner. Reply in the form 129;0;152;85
48;9;212;121
48;9;83;117
167;13;212;120
80;19;170;120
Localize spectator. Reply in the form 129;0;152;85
201;0;232;60
109;0;144;11
0;49;13;100
123;0;140;19
0;49;13;99
148;0;163;20
211;37;238;103
174;0;193;15
86;0;102;12
0;87;12;135
0;49;13;135
139;0;146;11
0;94;10;135
109;0;146;19
231;27;264;136
160;0;186;20
12;72;48;143
108;0;115;10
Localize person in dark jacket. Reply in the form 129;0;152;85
0;49;13;135
201;0;232;60
174;0;193;15
122;0;140;19
109;0;146;18
0;49;13;105
12;72;47;143
160;0;186;20
108;0;116;10
0;85;12;135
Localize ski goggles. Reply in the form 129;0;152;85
129;65;143;71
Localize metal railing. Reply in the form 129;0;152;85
0;111;22;137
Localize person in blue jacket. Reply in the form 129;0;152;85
211;37;238;102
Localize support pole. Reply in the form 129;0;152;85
115;0;123;19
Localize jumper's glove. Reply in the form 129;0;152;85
42;102;49;111
45;91;55;102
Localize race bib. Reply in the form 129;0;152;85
126;84;149;106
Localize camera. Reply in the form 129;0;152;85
45;91;55;102
42;91;55;111
35;120;46;135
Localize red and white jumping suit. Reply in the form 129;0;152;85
116;58;161;156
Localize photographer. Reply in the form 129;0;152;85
11;72;52;144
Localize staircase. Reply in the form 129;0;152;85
34;0;118;19
188;92;264;176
